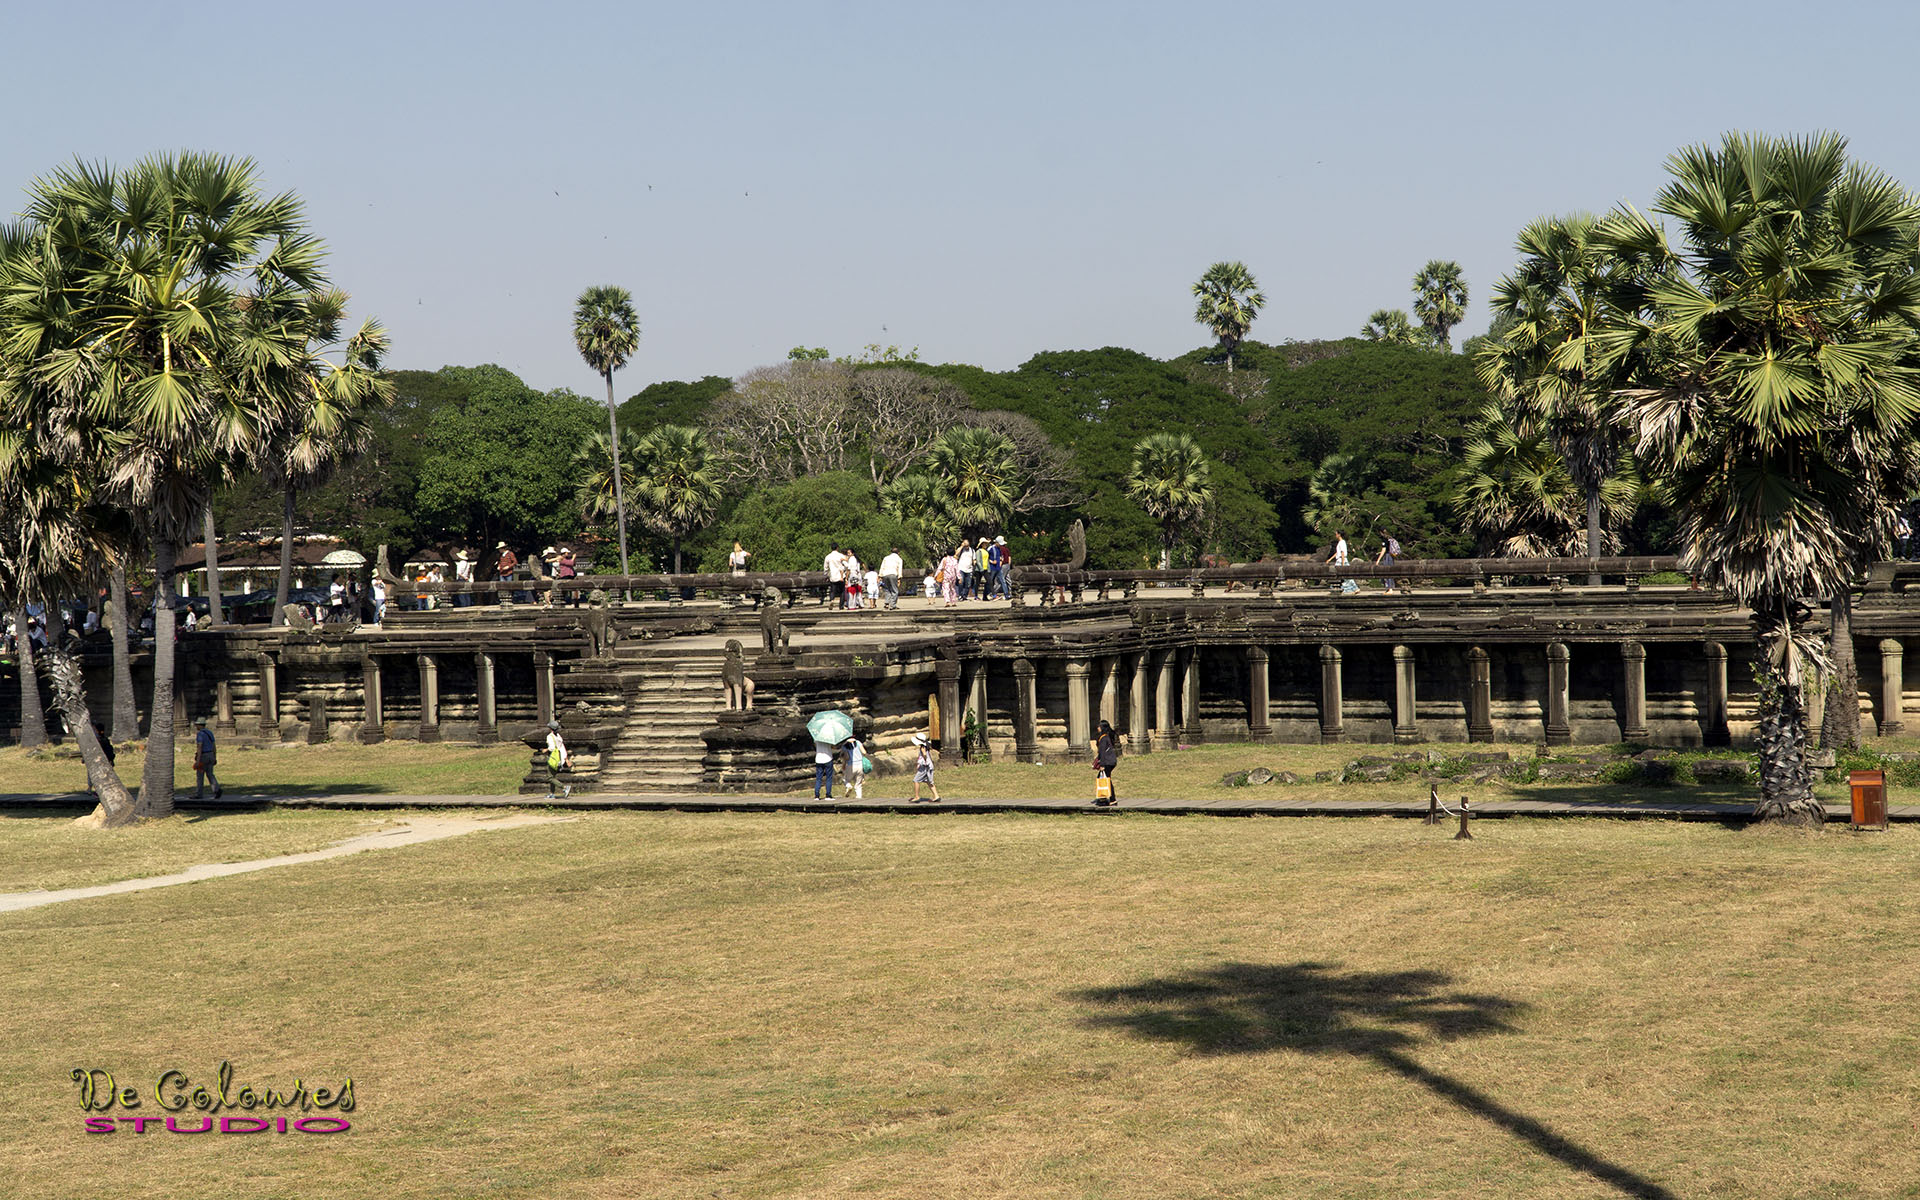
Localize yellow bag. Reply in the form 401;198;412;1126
1094;775;1112;801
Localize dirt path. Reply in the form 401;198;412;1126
0;813;574;914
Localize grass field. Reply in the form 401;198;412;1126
7;809;1920;1199
0;740;532;798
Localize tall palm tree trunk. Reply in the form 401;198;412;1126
272;482;295;626
47;647;136;826
1753;604;1823;826
202;501;223;626
139;538;179;820
108;566;138;743
604;371;632;583
14;609;48;748
1822;589;1860;749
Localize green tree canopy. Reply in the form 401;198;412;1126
707;471;919;574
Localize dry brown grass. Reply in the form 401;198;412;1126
6;811;1920;1198
0;740;530;798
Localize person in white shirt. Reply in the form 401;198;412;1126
1329;532;1355;594
843;552;863;609
543;719;571;799
454;550;475;608
923;572;937;598
956;540;976;601
864;566;879;611
879;547;904;609
824;547;847;608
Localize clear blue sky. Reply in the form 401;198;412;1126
11;0;1920;395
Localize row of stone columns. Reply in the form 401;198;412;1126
251;649;554;747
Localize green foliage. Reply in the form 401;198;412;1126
1126;432;1214;566
882;471;959;564
617;375;732;437
413;366;600;552
1192;261;1266;363
1361;309;1422;346
929;426;1018;535
706;471;920;574
1411;260;1468;350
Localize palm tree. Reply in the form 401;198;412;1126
1477;214;1647;584
1593;132;1920;823
10;153;325;818
1360;309;1422;345
1192;261;1266;372
573;285;640;580
573;428;642;526
634;424;720;574
1126;432;1214;568
1301;453;1379;543
929;426;1019;536
882;471;959;566
1452;405;1638;557
1412;260;1469;350
264;293;394;625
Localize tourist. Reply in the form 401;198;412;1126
183;608;199;632
922;568;937;599
371;577;387;623
1092;718;1121;807
983;535;1002;600
1376;530;1402;594
542;719;572;799
841;734;867;801
910;732;940;803
995;536;1013;599
191;716;221;800
1329;531;1356;595
844;551;863;609
863;563;880;613
879;546;903;610
494;541;518;604
825;545;847;608
554;546;578;606
812;735;837;800
957;538;975;600
939;546;960;606
454;549;475;607
728;541;751;576
328;574;347;623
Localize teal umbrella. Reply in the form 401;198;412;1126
807;709;854;745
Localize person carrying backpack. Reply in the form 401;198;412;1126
1376;531;1404;594
1092;718;1121;806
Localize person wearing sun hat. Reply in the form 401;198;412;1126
191;716;221;800
910;732;940;803
454;548;475;607
543;719;571;799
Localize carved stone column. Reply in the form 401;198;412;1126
1620;642;1649;743
1152;650;1176;750
1392;644;1418;744
965;660;990;763
1099;657;1120;729
1180;647;1202;742
215;678;235;735
936;657;963;756
535;650;555;727
1065;659;1092;762
1012;657;1038;763
1466;646;1492;742
257;653;280;735
1545;642;1571;746
1703;642;1729;746
475;650;498;745
1130;652;1151;755
359;656;385;744
1880;638;1905;737
1247;646;1272;741
417;653;441;743
1318;644;1344;744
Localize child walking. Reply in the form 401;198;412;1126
843;734;867;800
910;732;940;803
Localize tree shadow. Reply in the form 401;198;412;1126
1073;962;1675;1200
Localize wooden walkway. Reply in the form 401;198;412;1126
3;790;1910;824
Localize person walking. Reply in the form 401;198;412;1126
454;549;475;607
844;551;863;609
994;536;1013;599
910;732;940;803
191;716;221;799
554;546;579;606
729;541;751;576
371;577;387;624
327;574;347;623
879;546;903;610
544;719;572;799
1092;718;1121;807
842;734;867;800
939;547;960;607
956;539;975;600
1375;530;1402;593
813;736;837;799
1329;531;1355;595
494;542;520;603
824;546;847;609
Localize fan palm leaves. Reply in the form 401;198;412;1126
1452;405;1638;557
1361;308;1422;345
573;285;640;579
1126;432;1214;568
1192;261;1265;371
1412;260;1469;349
1591;132;1920;822
634;424;720;574
573;428;642;524
929;426;1019;535
882;471;959;565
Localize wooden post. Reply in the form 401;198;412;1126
1319;644;1345;744
1620;641;1649;743
418;653;441;743
1247;645;1272;741
1393;644;1419;744
1545;642;1571;746
1467;646;1492;742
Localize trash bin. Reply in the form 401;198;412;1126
1849;769;1888;831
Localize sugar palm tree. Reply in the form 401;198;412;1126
1412;260;1468;350
573;285;640;580
929;426;1019;536
1126;432;1214;568
1192;261;1265;372
882;471;959;566
1593;132;1920;823
10;153;323;818
573;428;642;526
1452;405;1638;557
1360;308;1422;345
634;424;720;574
1477;214;1649;584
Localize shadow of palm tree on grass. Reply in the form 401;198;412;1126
1074;961;1675;1200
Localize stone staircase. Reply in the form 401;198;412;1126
592;643;730;793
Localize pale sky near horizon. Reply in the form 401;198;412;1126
12;1;1920;396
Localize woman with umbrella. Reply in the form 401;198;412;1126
808;710;854;800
